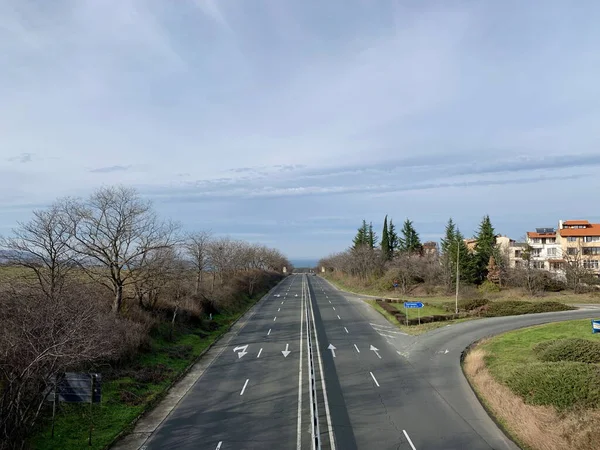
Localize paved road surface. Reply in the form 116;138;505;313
136;274;600;450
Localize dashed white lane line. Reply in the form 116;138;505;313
328;300;331;304
268;329;272;336
257;348;263;358
369;372;380;387
344;327;349;333
281;301;284;304
278;308;281;312
337;315;341;320
274;316;277;321
403;430;417;450
332;307;336;311
240;379;249;395
353;344;360;353
216;441;223;450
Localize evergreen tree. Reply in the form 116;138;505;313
381;215;391;260
399;219;422;254
473;215;497;284
455;228;477;284
388;219;398;258
368;222;378;249
440;218;456;256
352;219;369;249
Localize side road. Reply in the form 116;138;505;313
111;282;282;450
318;276;600;449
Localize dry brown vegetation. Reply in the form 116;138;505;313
464;348;600;450
0;185;290;449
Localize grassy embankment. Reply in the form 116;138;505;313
322;271;580;335
26;290;270;450
464;320;600;450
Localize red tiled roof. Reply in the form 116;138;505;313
559;224;600;237
527;231;556;239
563;220;590;226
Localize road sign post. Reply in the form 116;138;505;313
404;302;424;326
592;319;600;334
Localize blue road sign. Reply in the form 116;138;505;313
592;319;600;334
404;302;424;309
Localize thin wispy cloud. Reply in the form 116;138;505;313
1;0;600;258
89;165;132;174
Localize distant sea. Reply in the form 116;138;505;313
290;258;319;268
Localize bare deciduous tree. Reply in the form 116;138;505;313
62;186;180;313
184;231;212;295
0;204;74;300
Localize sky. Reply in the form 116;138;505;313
2;0;600;262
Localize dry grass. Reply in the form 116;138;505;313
464;348;600;450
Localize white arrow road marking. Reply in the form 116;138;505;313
354;344;360;353
328;344;337;358
337;315;341;320
216;441;222;450
282;343;291;358
403;430;416;450
344;327;349;333
257;348;263;358
370;345;382;359
268;329;271;336
233;345;248;358
437;349;450;354
370;372;380;387
240;379;249;395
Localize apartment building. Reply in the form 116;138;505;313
558;220;600;277
525;228;562;272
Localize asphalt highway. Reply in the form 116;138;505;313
140;274;600;450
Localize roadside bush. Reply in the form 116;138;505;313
485;300;573;317
534;339;600;364
504;361;600;410
478;280;500;294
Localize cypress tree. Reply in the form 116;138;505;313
381;215;390;260
388;219;398;258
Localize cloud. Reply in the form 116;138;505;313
89;165;131;174
7;152;33;163
1;1;600;258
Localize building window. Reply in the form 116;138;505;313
532;261;545;269
567;248;578;256
585;236;600;243
547;238;556;243
583;247;600;255
567;237;578;242
550;262;562;271
532;238;541;244
532;249;542;257
514;250;522;258
583;260;600;269
547;248;557;256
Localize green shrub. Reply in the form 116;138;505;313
534;338;600;364
478;280;501;293
504;361;600;410
485;300;573;317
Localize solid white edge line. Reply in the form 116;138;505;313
296;277;304;450
353;344;360;353
403;430;417;450
257;348;263;358
308;277;336;450
369;372;380;387
240;379;249;395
